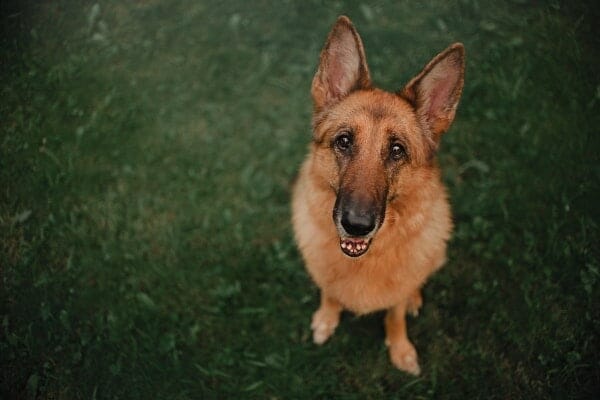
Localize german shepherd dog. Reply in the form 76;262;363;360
292;16;465;375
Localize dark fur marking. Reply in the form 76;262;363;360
362;104;391;122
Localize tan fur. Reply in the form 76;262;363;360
292;16;464;375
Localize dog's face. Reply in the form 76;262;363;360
310;17;464;257
312;90;434;257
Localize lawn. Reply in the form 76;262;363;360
1;0;598;398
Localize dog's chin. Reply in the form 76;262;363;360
339;237;372;258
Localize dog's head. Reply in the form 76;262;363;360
311;16;465;258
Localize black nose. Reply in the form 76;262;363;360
341;209;376;237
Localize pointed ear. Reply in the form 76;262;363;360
400;43;465;137
311;16;371;112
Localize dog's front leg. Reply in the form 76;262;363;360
311;293;343;345
385;300;421;375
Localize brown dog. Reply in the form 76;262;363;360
292;16;465;375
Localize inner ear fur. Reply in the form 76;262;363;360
400;43;465;138
311;16;372;112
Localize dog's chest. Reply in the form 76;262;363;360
330;267;408;314
309;244;416;314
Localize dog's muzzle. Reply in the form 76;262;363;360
334;194;384;258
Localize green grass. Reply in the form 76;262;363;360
1;0;598;398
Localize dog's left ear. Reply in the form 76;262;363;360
400;43;465;138
311;16;371;112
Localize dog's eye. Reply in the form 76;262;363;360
390;143;406;161
334;133;353;152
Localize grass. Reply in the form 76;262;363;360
1;0;599;398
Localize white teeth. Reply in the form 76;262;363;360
340;239;369;254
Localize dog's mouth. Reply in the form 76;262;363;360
333;192;385;258
340;236;372;257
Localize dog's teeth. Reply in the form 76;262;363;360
341;239;371;255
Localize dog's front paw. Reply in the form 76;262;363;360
388;341;421;376
310;308;340;345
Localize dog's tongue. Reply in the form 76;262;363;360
340;237;370;257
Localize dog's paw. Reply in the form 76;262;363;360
388;341;421;376
310;308;340;345
406;290;423;317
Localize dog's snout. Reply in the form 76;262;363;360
341;208;376;237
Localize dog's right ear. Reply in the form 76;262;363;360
400;43;465;139
311;16;371;112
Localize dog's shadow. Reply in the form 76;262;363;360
341;310;386;343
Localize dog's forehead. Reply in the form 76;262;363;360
341;90;416;131
312;88;421;144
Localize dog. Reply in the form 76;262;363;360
291;16;465;375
